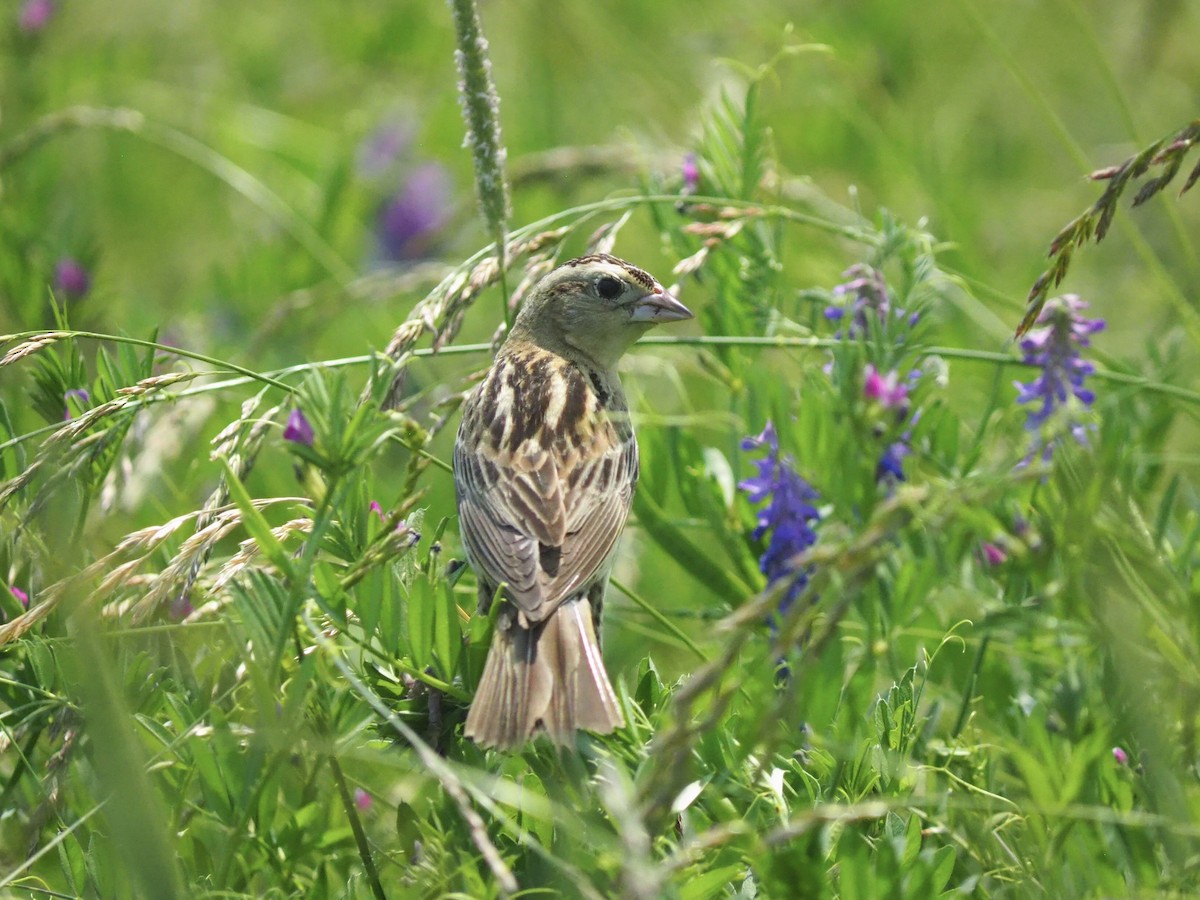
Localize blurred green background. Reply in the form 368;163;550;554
5;0;1199;344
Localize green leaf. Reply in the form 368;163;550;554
929;845;956;893
380;563;405;653
406;574;434;671
678;863;746;900
901;813;922;868
432;578;462;679
837;829;873;900
356;566;384;642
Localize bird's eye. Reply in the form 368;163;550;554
595;275;623;301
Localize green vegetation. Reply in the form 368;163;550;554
2;1;1199;896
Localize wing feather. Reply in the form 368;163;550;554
454;346;637;623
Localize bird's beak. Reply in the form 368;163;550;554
629;289;694;323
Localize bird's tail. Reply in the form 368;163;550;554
464;597;624;749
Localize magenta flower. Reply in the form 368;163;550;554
353;787;372;811
681;153;700;195
981;542;1007;566
283;408;315;446
863;364;909;411
54;258;91;299
18;0;54;33
10;586;29;607
1112;746;1129;766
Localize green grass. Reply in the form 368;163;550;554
2;1;1200;897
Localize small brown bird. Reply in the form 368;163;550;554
454;253;693;749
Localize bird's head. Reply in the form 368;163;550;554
510;254;694;370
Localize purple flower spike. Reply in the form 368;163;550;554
283;408;315;446
54;258;90;299
739;421;820;616
376;163;452;263
1014;294;1105;464
19;0;54;33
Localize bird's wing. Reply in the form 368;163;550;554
454;347;637;622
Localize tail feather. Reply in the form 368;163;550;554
464;597;624;749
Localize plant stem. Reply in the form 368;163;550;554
329;755;387;900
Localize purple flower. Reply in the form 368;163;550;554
54;258;90;299
1112;746;1129;766
681;153;700;195
18;0;54;32
10;586;29;607
63;388;90;421
825;264;892;338
823;266;927;488
739;421;820;616
376;163;452;263
824;263;923;342
283;408;315;446
1014;294;1105;464
863;364;909;411
369;500;385;521
353;787;372;811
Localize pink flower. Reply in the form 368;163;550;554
11;586;29;607
863;364;909;410
1112;746;1129;766
353;787;372;811
981;543;1007;566
19;0;54;33
681;153;700;195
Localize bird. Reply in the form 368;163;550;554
454;253;694;749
